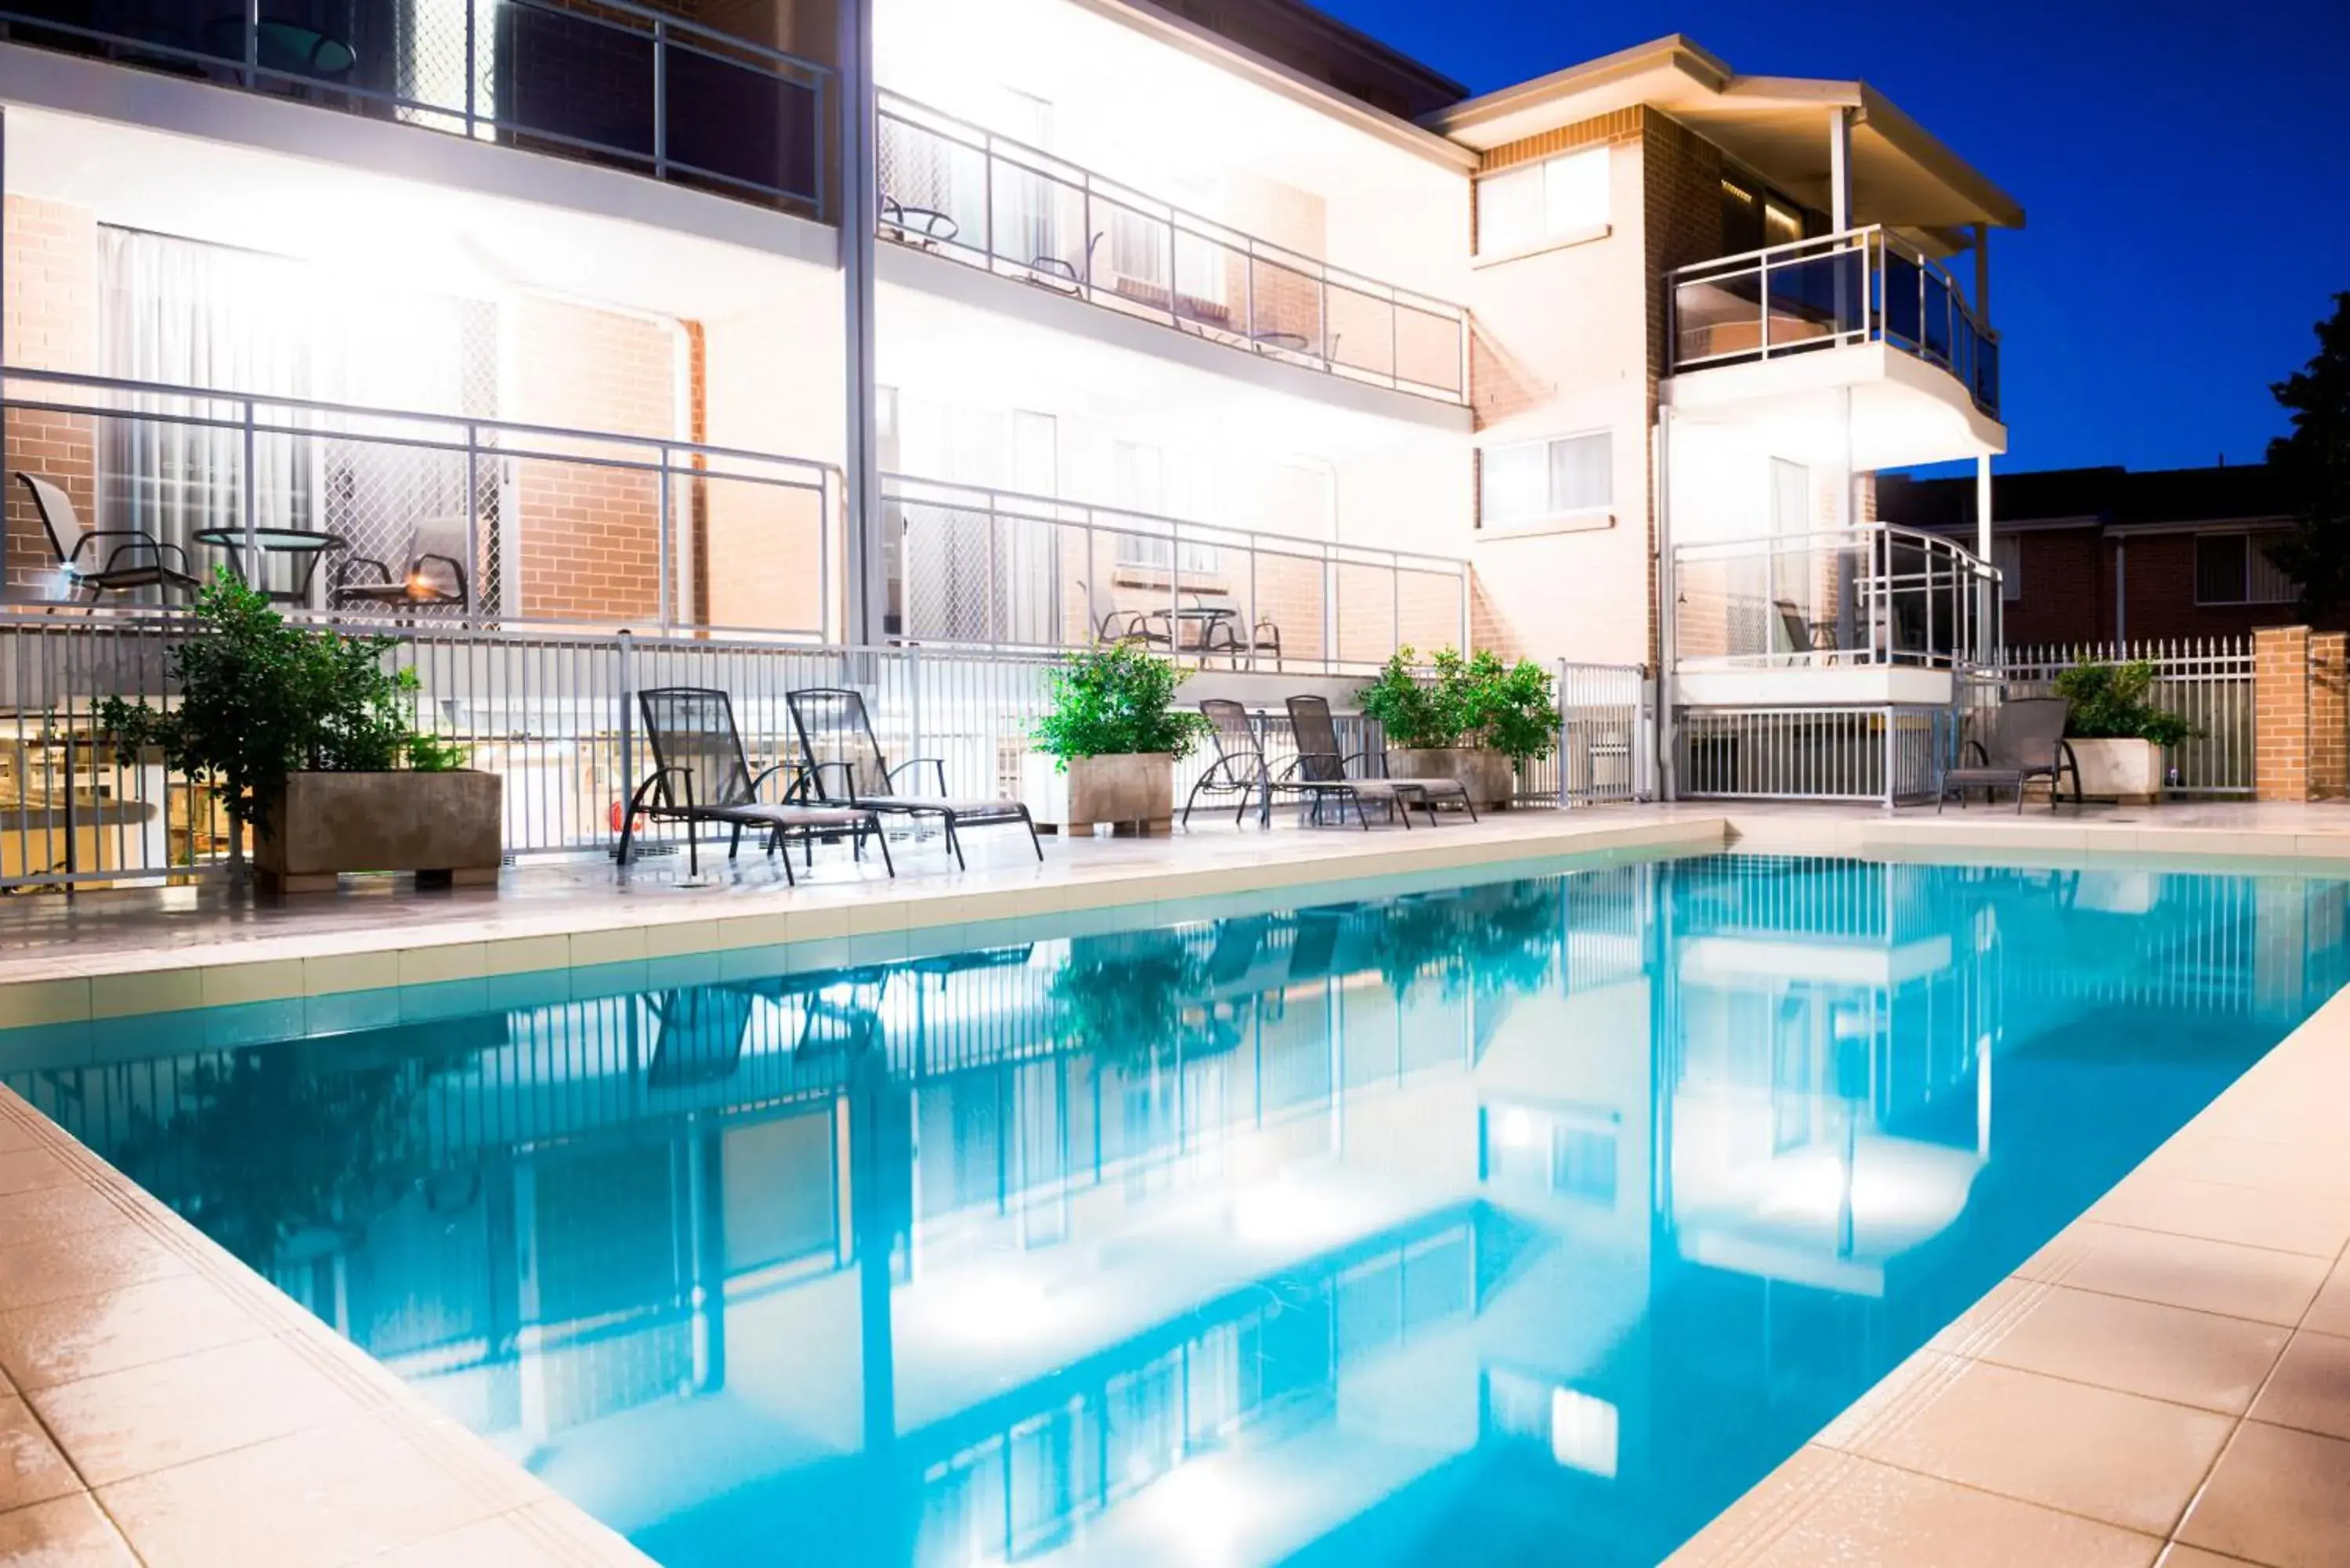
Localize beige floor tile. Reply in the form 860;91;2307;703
2142;1136;2350;1199
1968;1284;2290;1414
195;959;306;1008
0;1396;82;1514
0;1227;190;1314
2026;1222;2332;1327
29;1335;361;1487
2178;1420;2350;1568
2249;1331;2350;1443
99;1414;508;1568
0;1153;78;1201
2155;1549;2275;1568
0;1184;128;1249
1847;1358;2233;1536
362;1512;613;1568
1666;1445;2161;1568
0;1274;270;1393
2092;1175;2350;1260
2306;1260;2350;1339
0;1494;140;1566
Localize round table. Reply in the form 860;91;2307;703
881;200;959;246
193;526;345;604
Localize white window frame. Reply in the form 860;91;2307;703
1475;146;1610;260
1478;430;1614;530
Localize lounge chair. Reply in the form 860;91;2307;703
1287;695;1476;826
1180;698;1405;831
1938;696;2082;814
786;687;1043;869
620;687;893;881
19;472;198;602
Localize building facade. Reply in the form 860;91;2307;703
0;0;2019;714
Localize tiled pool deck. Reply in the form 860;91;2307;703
0;800;2347;1566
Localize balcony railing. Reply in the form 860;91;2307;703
1669;227;2000;419
1672;525;2001;671
883;473;1470;672
2;367;836;638
0;0;828;211
875;93;1468;404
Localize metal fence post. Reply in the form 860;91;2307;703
616;630;636;854
653;20;668;181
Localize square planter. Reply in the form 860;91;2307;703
256;770;503;893
1022;752;1173;836
1385;747;1515;810
2066;737;2165;804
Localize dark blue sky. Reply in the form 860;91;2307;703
1319;0;2350;476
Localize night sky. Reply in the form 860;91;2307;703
1316;0;2350;477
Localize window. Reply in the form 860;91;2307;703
1476;146;1607;256
2194;533;2298;605
1992;537;2023;602
1480;432;1611;528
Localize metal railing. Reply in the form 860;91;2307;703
0;0;828;211
883;473;1469;672
1669;226;2000;418
1553;660;1655;806
1986;638;2254;798
1672;524;2001;671
1676;704;1956;807
2;367;837;641
875;92;1468;403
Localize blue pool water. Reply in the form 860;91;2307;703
9;852;2349;1566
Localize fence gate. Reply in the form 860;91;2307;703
1552;662;1655;806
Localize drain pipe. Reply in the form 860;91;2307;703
1654;405;1678;802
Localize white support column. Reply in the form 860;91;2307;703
839;0;883;646
1976;451;1995;663
1829;107;1853;232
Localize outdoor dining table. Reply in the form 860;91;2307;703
1161;603;1238;652
193;525;345;604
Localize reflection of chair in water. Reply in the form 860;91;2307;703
790;966;894;1057
909;944;1035;988
646;985;757;1089
1206;916;1267;985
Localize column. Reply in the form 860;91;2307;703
839;0;883;645
1976;453;1994;663
2255;625;2314;801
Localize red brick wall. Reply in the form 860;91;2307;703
2004;528;2334;647
3;197;100;599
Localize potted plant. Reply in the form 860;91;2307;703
1025;643;1213;836
2048;659;2196;804
99;571;497;892
1358;646;1561;810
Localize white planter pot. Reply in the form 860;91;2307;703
1386;747;1515;809
2066;737;2165;804
1022;752;1174;835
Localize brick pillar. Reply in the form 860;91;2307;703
2254;625;2349;802
2312;630;2348;800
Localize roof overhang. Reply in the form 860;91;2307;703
1427;36;2023;245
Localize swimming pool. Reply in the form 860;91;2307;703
8;852;2346;1567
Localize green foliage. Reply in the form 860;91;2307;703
1373;881;1562;1003
96;570;463;839
2052;660;2196;747
1051;931;1203;1061
2266;292;2350;616
1355;645;1563;764
1032;642;1213;766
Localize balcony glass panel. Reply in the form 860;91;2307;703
1671;526;2001;671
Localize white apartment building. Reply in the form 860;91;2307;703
0;0;2017;786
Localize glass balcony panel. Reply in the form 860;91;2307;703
1672;526;1995;671
1673;269;1765;363
499;3;656;164
1920;272;1954;367
1395;300;1460;396
1762;248;1864;352
1246;252;1324;359
1881;250;1924;349
1323;279;1396;382
664;37;819;201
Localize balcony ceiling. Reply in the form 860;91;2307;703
1428;35;2023;251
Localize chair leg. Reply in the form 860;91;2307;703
945;814;966;870
871;816;896;877
778;833;797;886
1022;808;1043;862
728;824;743;862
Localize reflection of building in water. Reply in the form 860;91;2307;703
5;859;2345;1568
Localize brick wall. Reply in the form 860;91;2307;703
2253;625;2348;802
2313;630;2348;802
3;197;100;599
508;297;678;624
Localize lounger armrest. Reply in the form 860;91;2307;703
746;761;808;804
627;764;696;817
1961;739;1989;766
1285;750;1350;783
804;758;858;803
888;757;951;795
1339;749;1383;779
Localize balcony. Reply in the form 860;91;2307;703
875;93;1468;404
1671;524;2000;707
0;0;829;211
1670;227;1999;422
884;474;1469;673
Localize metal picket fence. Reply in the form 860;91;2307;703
1550;661;1655;806
1987;638;2252;797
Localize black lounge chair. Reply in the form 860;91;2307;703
1180;698;1408;831
621;687;893;881
786;687;1042;869
20;471;198;602
1938;696;2082;814
1286;695;1476;826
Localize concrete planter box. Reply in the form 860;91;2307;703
256;770;503;893
2067;737;2166;804
1022;752;1173;836
1386;747;1515;809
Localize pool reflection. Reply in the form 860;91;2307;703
15;858;2348;1568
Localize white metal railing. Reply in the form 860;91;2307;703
1669;226;2001;418
1987;638;2253;798
875;92;1468;403
2;367;836;641
0;0;828;210
1677;704;1957;806
1672;524;2002;672
884;473;1470;672
1549;660;1654;807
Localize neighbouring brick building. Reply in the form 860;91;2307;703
1878;463;2322;647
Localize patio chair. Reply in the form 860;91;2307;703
1078;578;1166;649
620;686;893;883
1937;696;2082;814
1189;591;1283;669
1775;598;1833;661
646;984;757;1089
331;516;469;614
1287;694;1477;826
1180;698;1400;832
17;472;198;602
785;687;1043;869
